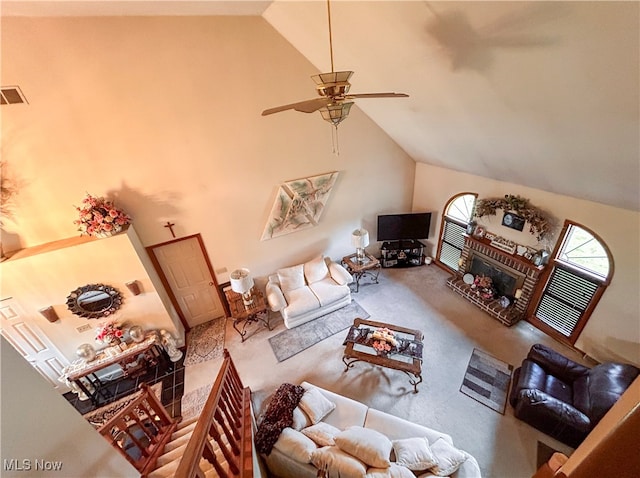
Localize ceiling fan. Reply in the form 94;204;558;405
262;0;409;127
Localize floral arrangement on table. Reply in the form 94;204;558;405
474;194;552;241
95;320;124;345
471;274;496;300
74;193;131;237
371;327;398;355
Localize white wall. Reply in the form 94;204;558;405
0;16;415;283
0;227;183;360
413;163;640;366
0;336;139;477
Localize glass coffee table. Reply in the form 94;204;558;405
342;318;424;393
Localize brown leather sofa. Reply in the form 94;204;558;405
509;343;639;448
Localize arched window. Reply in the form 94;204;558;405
437;193;477;270
529;220;613;345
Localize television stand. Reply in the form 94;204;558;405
380;240;425;268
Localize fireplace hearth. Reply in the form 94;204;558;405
447;234;545;326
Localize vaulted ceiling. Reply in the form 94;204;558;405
3;1;638;211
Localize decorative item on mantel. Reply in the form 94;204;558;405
74;193;131;238
474;194;553;241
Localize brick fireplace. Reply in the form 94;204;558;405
446;234;546;326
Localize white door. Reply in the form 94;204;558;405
0;298;71;392
151;236;224;328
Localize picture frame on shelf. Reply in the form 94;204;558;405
485;232;497;241
473;226;486;238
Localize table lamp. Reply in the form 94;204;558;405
351;228;370;264
230;268;254;307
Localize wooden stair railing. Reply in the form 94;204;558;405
173;349;253;478
97;383;178;476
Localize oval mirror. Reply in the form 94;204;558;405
66;284;123;319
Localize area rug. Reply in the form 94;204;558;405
183;317;225;367
269;300;370;362
82;383;162;428
460;348;513;414
537;441;563;469
181;383;213;421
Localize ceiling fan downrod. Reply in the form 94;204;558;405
327;0;335;73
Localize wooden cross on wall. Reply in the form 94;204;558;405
164;221;176;238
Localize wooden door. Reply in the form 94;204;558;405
0;298;71;392
148;235;224;330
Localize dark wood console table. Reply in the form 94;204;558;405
61;333;168;405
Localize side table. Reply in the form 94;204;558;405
342;253;381;293
225;289;271;342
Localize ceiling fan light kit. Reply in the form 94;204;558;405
319;101;354;126
261;0;408;129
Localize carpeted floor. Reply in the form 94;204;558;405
460;348;513;414
183;317;225;366
268;300;370;362
208;264;582;478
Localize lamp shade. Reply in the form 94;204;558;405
351;229;370;249
230;268;254;294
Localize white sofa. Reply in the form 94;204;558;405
260;382;481;478
265;255;353;329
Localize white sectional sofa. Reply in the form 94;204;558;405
260;382;481;478
265;255;353;329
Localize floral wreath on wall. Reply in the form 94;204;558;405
474;194;552;241
74;193;131;237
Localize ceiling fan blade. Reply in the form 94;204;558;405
346;93;410;99
262;98;331;116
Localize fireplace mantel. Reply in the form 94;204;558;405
447;234;546;326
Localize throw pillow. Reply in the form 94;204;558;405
366;463;416;478
335;426;392;468
302;422;341;447
277;264;306;292
392;437;437;471
311;446;368;478
429;438;470;477
273;427;317;464
292;406;311;431
298;388;336;424
304;255;330;284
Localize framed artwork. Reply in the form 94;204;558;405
261;171;339;240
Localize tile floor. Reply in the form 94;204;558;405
64;354;185;417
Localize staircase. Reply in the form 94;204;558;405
98;349;253;478
147;417;216;477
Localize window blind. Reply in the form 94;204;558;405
535;266;600;337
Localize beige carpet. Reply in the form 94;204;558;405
212;264;583;478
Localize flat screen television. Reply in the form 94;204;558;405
377;212;432;242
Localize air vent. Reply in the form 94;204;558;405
1;86;28;105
